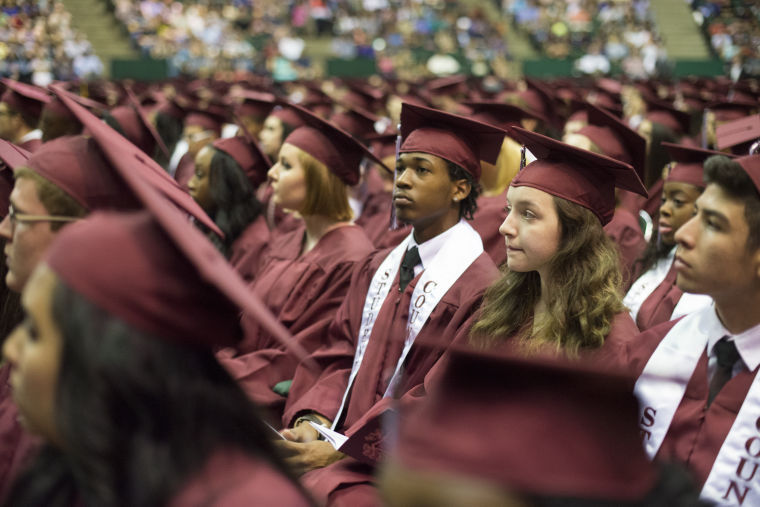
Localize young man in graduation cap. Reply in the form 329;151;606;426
275;103;503;505
626;152;760;505
0;79;50;152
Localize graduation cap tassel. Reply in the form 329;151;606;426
519;145;526;170
701;109;710;149
389;124;402;231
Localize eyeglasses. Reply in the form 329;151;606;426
7;204;81;231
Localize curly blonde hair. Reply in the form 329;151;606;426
470;196;625;355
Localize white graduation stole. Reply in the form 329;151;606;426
701;373;760;505
634;304;760;505
633;306;714;458
331;221;484;430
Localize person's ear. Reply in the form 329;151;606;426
452;178;471;204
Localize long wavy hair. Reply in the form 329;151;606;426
204;149;263;257
471;196;625;355
4;279;308;507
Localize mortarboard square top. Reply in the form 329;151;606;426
281;102;389;186
707;99;758;123
716;114;760;152
398;103;506;181
269;101;308;130
394;348;657;501
582;103;646;181
0;139;30;171
508;126;646;225
44;184;311;366
51;87;222;237
1;78;50;120
462;101;540;131
329;104;380;140
234;90;277;118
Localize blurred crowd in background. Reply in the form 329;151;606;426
0;0;102;83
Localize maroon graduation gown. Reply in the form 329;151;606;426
228;215;269;283
169;449;311;507
17;138;41;153
470;190;508;267
604;207;647;284
282;248;498;505
297;309;639;506
625;320;757;488
0;364;41;501
174;151;195;188
282;249;497;429
634;264;685;331
220;224;375;417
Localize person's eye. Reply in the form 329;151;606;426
674;199;685;207
22;317;38;342
522;209;536;219
503;205;511;214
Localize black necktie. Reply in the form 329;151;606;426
708;338;740;407
398;246;421;293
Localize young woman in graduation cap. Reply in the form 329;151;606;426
256;101;308;234
624;143;721;331
187;127;271;281
217;103;384;419
471;126;648;357
1;184;313;506
258;103;306;162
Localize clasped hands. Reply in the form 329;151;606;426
275;413;346;475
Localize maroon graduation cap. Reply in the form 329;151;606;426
280;101;390;186
268;100;308;130
183;103;227;136
0;139;30;214
0;78;50;120
663;142;735;189
342;79;385;112
45;82;107;123
212;122;272;188
45;181;314;366
736;153;760;194
398;103;506;181
0;139;30;171
462;101;541;131
644;96;691;135
329;104;380;140
579;103;647;182
233;90;277;119
507;126;647;225
716;114;760;154
392;348;657;501
124;84;170;158
51;87;222;237
706;99;758;123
